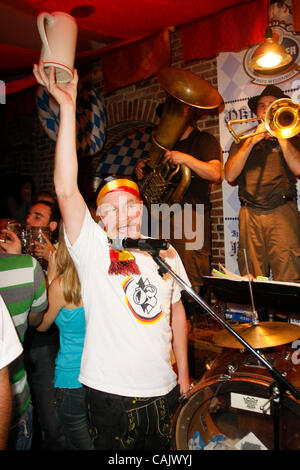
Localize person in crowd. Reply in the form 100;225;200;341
23;199;67;449
0;198;58;262
225;85;300;282
0;250;47;450
34;191;56;205
136;100;222;320
33;62;190;450
5;175;36;225
0;295;23;450
1;198;68;449
35;226;94;450
25;200;60;263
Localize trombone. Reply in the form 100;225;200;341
227;98;300;144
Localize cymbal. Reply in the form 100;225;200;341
213;322;300;349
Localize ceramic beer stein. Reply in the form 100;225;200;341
37;11;78;83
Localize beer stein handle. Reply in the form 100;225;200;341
37;12;55;52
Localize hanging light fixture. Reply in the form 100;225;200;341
248;0;293;74
248;26;293;73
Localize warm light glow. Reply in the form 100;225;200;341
257;52;282;68
265;98;300;139
248;29;293;74
281;128;293;138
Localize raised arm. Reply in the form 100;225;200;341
36;279;65;332
33;64;86;245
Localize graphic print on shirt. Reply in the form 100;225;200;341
122;276;164;324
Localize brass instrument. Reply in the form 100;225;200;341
139;67;223;205
227;98;300;144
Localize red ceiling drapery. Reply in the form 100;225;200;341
24;0;255;38
6;75;37;96
181;0;268;61
101;29;170;93
292;0;300;32
0;44;39;71
2;0;269;95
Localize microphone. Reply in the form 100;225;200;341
112;237;169;252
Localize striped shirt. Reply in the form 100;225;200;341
0;254;47;425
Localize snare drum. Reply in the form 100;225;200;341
171;347;300;450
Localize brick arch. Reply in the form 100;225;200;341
105;98;161;128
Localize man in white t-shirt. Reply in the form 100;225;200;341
33;64;191;450
0;295;23;449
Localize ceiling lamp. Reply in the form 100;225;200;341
248;26;293;74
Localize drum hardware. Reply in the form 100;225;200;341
217;374;232;383
199;414;208;432
282;349;291;361
178;382;195;404
205;357;217;371
227;362;238;374
259;383;281;415
244;351;275;368
148;245;300;449
243;249;258;324
216;362;238;383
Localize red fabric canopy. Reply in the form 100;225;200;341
24;0;256;38
181;0;268;61
292;0;300;32
101;29;170;93
1;0;268;94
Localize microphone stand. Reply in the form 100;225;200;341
149;248;300;450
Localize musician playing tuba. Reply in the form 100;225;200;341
136;99;222;319
225;85;300;282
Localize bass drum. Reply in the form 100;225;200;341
171;347;300;450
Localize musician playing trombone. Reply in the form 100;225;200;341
225;85;300;282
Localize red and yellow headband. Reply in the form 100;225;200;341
96;178;142;207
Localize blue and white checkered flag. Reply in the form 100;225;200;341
37;86;106;157
94;126;153;176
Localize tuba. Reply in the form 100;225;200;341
138;67;223;205
227;98;300;143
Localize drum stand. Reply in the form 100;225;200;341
150;248;300;450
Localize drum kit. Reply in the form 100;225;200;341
149;247;300;451
172;323;300;451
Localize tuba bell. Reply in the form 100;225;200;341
138;67;223;205
227;98;300;143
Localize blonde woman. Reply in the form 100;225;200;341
36;227;94;450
